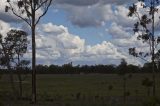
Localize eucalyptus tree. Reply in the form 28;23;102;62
6;29;29;98
0;29;28;97
5;0;53;103
128;0;160;96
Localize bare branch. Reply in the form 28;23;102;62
9;2;32;27
137;55;150;63
24;1;32;25
35;0;52;25
35;0;48;11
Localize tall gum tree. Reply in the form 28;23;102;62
128;0;160;96
5;0;53;103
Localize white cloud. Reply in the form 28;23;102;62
113;5;137;28
85;41;119;56
29;23;85;64
0;0;156;66
0;20;11;36
42;23;68;34
33;23;139;65
107;23;130;39
0;20;144;65
56;2;138;28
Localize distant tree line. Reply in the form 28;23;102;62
0;62;159;74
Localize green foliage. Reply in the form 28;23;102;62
0;29;28;68
0;29;29;100
6;30;28;55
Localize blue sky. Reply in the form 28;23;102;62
0;0;159;66
42;7;111;45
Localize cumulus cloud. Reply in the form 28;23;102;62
107;23;130;39
80;41;126;62
58;4;109;27
42;23;68;34
31;23;142;65
84;41;120;56
0;0;148;29
0;0;154;66
30;23;85;64
0;0;153;29
0;20;143;65
56;2;137;28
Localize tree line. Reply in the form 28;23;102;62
0;61;159;74
35;62;160;74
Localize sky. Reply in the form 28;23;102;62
0;0;160;66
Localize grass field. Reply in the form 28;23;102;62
0;73;160;106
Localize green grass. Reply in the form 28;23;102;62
0;73;160;106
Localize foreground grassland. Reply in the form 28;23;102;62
0;73;160;106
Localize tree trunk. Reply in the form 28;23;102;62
151;0;156;96
123;76;126;105
7;60;16;97
17;51;23;98
18;73;22;98
152;61;156;96
9;70;16;96
31;7;36;103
